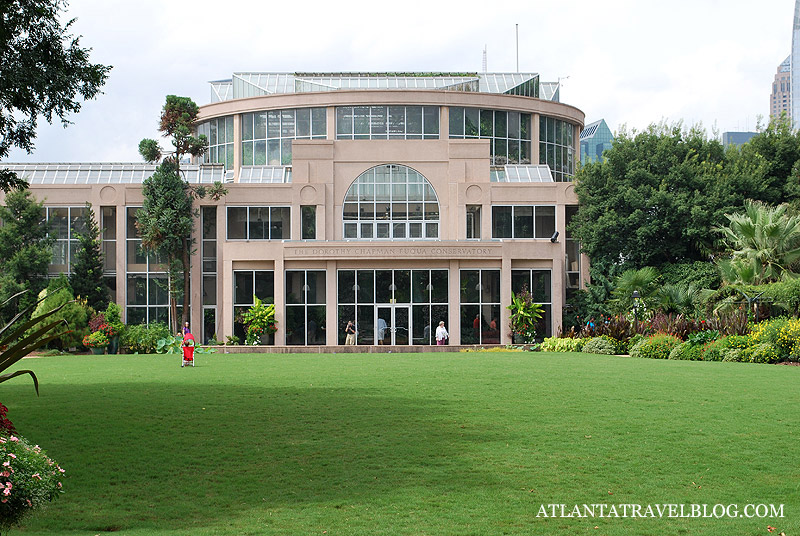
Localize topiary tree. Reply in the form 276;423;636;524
69;202;109;312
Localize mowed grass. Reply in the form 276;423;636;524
3;352;799;535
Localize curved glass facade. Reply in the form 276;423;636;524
241;108;326;166
197;116;234;169
448;107;532;165
336;106;439;140
539;116;575;182
342;164;439;240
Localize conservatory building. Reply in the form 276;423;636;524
2;72;588;346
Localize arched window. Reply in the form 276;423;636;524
342;164;439;240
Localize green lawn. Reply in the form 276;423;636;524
4;352;798;535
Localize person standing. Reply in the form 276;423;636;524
435;321;449;346
182;321;190;336
344;320;356;345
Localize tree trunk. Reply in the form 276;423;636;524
182;238;191;332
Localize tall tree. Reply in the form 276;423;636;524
0;189;53;321
570;120;800;271
69;203;109;312
0;0;111;191
571;123;725;269
137;96;225;331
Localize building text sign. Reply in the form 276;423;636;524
285;244;501;259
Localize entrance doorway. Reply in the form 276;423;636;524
376;306;410;345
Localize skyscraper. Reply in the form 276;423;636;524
792;0;800;127
771;56;791;120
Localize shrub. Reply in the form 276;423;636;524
81;331;108;349
28;276;89;349
0;434;64;532
121;323;171;354
540;337;584;353
630;333;682;360
741;343;781;364
225;335;241;346
687;330;721;346
722;348;745;362
627;334;646;354
669;341;704;361
701;335;751;362
582;336;616;355
774;317;800;361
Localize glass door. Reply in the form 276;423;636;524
375;306;410;345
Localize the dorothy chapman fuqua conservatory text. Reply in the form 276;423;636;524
290;247;495;257
536;503;784;519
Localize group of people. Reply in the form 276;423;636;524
343;320;449;345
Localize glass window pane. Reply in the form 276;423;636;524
353;106;370;137
494;110;507;138
482;270;501;304
375;270;392;303
306;271;325;304
253;112;267;140
431;270;448;303
301;205;316;240
338;270;355;303
127;275;147;305
357;270;374;304
296;108;310;137
480;109;493;137
460;304;480;344
337;107;353;137
514;206;534;238
242;113;254;141
307;305;326;345
463;108;479;137
508;112;520;139
203;275;217;305
285;305;306;345
492;206;512;238
227;208;247;239
411;270;429;303
267;111;280;138
225;116;234;143
460;270;479;303
449;106;464;137
535;206;556;239
312;107;326;137
267;140;279;165
370;106;387;136
388;106;405;137
233;270;253;305
394;270;410;303
254;271;274;301
281;138;292;165
511;270;530;295
405;106;422;135
271;207;290;239
286;271;305;304
242;141;254;166
249;207;269;240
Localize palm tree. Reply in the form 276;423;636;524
716;200;800;283
653;282;699;316
611;266;660;313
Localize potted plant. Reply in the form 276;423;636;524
507;286;544;344
82;331;109;354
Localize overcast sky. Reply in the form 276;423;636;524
5;0;794;163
